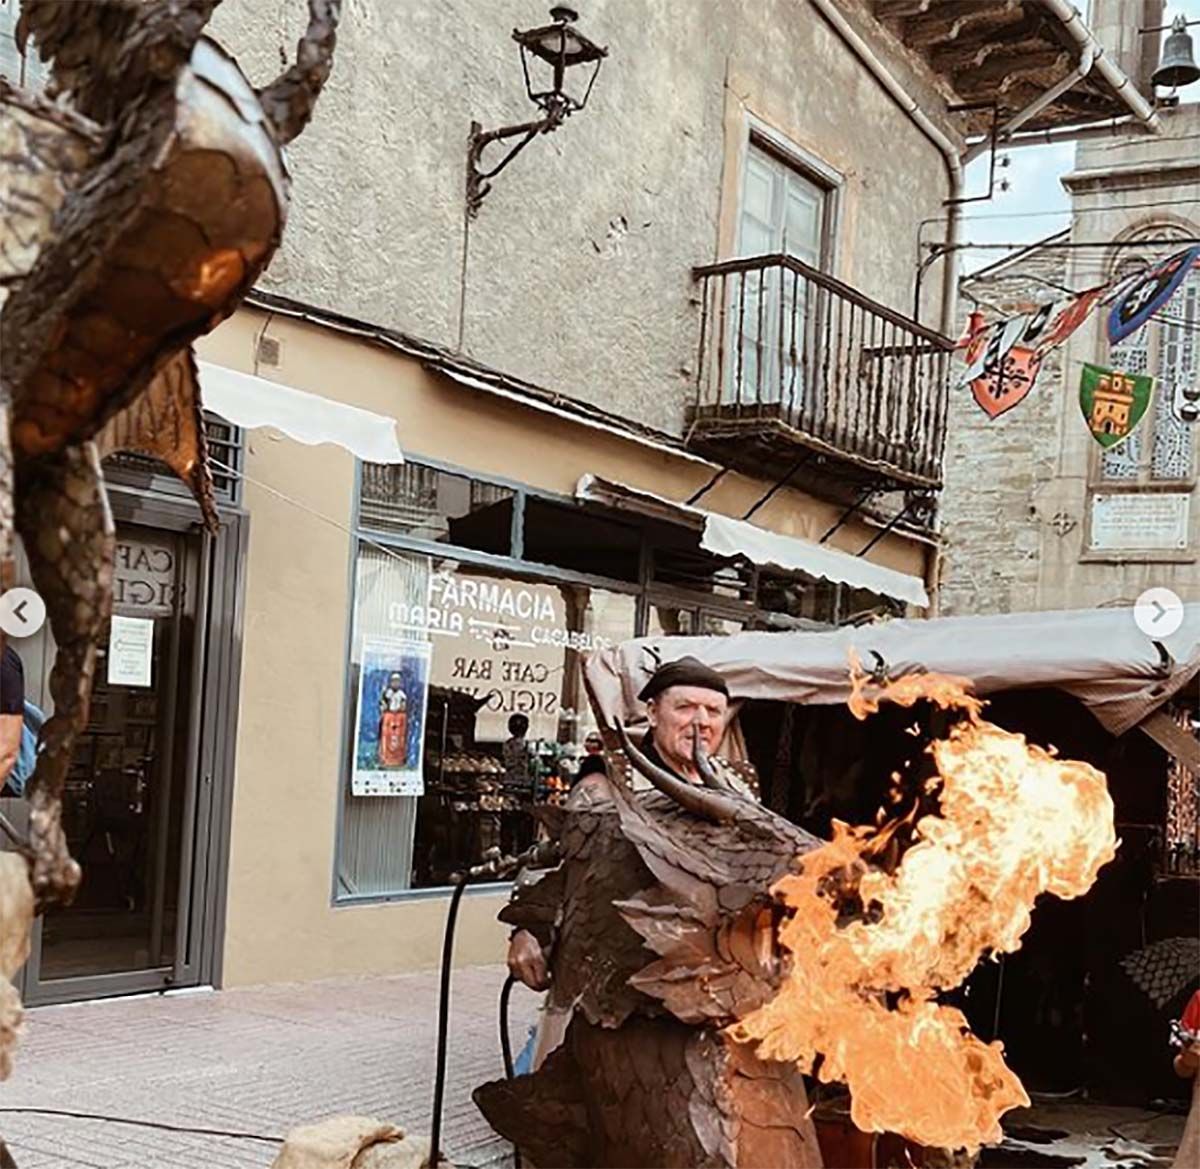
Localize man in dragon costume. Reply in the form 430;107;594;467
476;655;1119;1169
0;2;341;1160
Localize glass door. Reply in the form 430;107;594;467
5;501;234;1005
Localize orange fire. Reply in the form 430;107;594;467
729;661;1117;1152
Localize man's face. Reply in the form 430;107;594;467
647;684;728;772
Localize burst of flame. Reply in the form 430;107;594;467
729;662;1117;1153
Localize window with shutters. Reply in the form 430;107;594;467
727;137;837;406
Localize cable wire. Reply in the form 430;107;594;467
0;1106;282;1145
953;197;1200;224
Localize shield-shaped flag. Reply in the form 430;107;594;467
1079;363;1153;448
1031;285;1106;358
971;344;1042;419
959;313;1027;386
1107;246;1200;344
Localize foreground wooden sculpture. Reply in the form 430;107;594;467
0;2;341;1159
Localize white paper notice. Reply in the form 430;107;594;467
107;615;154;687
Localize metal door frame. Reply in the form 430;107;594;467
14;487;247;1005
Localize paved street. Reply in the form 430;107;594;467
0;965;537;1169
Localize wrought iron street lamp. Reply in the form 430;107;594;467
467;6;608;218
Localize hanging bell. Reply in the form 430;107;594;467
1152;15;1200;90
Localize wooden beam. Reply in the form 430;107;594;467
873;0;935;18
927;12;1044;71
900;0;1021;50
1139;710;1200;776
950;47;1071;91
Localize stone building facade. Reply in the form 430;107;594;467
940;100;1200;614
206;0;957;436
939;236;1071;615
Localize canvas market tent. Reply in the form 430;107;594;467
584;605;1200;766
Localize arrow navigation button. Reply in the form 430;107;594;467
0;588;47;638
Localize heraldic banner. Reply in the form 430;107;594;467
1079;363;1154;449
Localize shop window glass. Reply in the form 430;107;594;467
337;545;636;897
756;574;840;624
359;462;514;555
651;527;755;603
647;606;747;638
522;498;642;582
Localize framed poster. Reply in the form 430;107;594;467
352;636;432;796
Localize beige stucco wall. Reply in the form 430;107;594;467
207;0;955;437
196;304;929;986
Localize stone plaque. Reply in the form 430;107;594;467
1090;492;1191;552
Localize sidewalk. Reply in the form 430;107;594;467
0;965;538;1169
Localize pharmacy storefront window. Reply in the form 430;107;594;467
336;545;636;898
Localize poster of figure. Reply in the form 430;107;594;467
352;637;432;796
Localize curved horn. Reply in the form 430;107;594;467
693;724;736;793
614;721;740;824
257;0;342;145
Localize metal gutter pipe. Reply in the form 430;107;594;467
967;113;1153;151
963;41;1097;164
1036;0;1162;134
807;0;964;336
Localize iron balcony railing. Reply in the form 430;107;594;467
692;253;953;486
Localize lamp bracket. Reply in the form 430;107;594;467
466;108;566;218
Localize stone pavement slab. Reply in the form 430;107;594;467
0;965;539;1169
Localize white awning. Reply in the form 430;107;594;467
584;605;1200;738
198;362;404;464
575;475;929;609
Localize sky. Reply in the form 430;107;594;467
959;0;1200;274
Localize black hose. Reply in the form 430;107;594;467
427;841;558;1167
498;973;523;1169
499;973;518;1079
429;874;469;1167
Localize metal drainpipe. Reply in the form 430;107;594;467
1036;0;1162;135
807;0;964;336
968;113;1146;152
964;42;1097;165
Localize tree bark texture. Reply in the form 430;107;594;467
0;10;341;1156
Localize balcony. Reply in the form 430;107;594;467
688;254;953;500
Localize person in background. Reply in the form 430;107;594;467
502;713;532;795
582;730;604;756
570;751;609;808
1172;987;1200;1169
511;747;611;1077
0;646;24;795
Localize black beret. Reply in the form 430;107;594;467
637;655;730;703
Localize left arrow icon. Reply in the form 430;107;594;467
0;589;46;638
